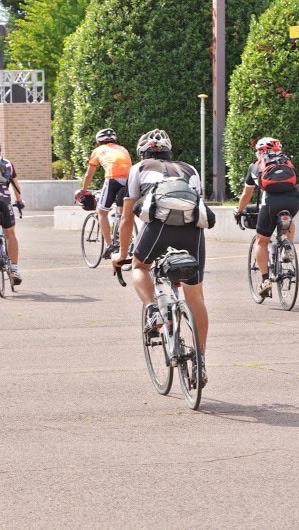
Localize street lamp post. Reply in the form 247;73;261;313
198;94;208;201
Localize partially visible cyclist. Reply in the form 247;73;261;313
111;128;209;385
75;128;132;258
234;137;299;297
0;146;25;285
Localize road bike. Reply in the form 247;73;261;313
116;248;204;410
81;189;138;268
239;208;298;311
0;203;23;298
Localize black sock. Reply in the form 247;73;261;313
262;273;269;282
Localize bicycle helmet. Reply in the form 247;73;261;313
255;137;282;153
96;128;117;144
136;129;172;157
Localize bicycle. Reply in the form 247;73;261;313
0;202;23;298
81;189;138;268
238;208;299;311
116;247;203;411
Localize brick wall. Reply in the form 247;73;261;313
0;103;52;180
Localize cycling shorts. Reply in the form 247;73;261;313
134;219;205;285
257;191;299;237
0;197;15;229
96;178;127;211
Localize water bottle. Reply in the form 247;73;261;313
156;290;169;322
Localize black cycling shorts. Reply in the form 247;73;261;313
0;198;15;229
257;191;299;237
97;179;126;211
134;219;205;285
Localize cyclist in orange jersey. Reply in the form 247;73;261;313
75;128;132;258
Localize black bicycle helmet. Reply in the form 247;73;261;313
96;128;117;145
136;129;172;157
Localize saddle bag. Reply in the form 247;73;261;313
161;250;198;284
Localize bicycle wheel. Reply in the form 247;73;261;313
177;300;202;410
248;235;265;304
277;240;298;311
3;239;15;292
81;213;104;268
0;268;4;297
142;305;173;395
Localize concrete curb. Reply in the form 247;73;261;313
53;205;299;243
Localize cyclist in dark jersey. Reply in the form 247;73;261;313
112;129;208;386
0;147;25;285
234;137;299;296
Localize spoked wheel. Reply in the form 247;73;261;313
7;265;15;293
0;268;5;297
177;300;202;410
248;235;265;304
277;240;298;311
81;212;104;268
142;305;173;395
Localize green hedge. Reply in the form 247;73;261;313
225;0;299;196
53;0;273;194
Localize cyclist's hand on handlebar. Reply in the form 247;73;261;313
16;199;25;210
111;252;126;272
233;207;243;223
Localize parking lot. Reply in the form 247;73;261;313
0;212;298;529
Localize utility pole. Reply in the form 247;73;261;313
212;0;226;202
198;94;208;201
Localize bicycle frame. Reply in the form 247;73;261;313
153;275;180;364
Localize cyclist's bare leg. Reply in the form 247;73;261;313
182;282;208;354
255;233;270;275
97;209;111;246
132;257;155;306
4;226;18;264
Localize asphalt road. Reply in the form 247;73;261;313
0;212;298;529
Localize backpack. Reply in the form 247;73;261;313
258;153;297;193
133;161;199;226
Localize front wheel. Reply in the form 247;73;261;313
248;235;265;304
142;305;173;395
177;300;202;410
81;212;104;268
277;239;298;311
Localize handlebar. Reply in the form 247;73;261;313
114;258;133;287
237;216;245;231
12;202;23;219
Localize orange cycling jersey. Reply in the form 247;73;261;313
89;143;132;179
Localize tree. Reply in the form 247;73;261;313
225;0;299;196
53;0;273;185
5;0;89;99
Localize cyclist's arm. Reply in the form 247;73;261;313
237;184;255;212
11;175;23;202
118;198;136;259
82;164;97;191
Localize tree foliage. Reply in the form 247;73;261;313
225;0;299;196
5;0;89;99
53;0;274;187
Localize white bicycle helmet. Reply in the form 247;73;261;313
255;137;282;153
96;128;117;144
136;129;172;156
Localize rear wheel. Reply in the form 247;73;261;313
277;240;298;311
248;235;265;304
177;301;202;410
81;213;104;268
142;305;173;395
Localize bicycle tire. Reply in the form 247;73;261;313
142;305;173;395
0;268;4;297
3;238;15;292
177;300;202;410
122;221;138;271
248;235;265;304
277;239;298;311
81;212;104;268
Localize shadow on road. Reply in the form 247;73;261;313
7;291;101;303
199;398;299;427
